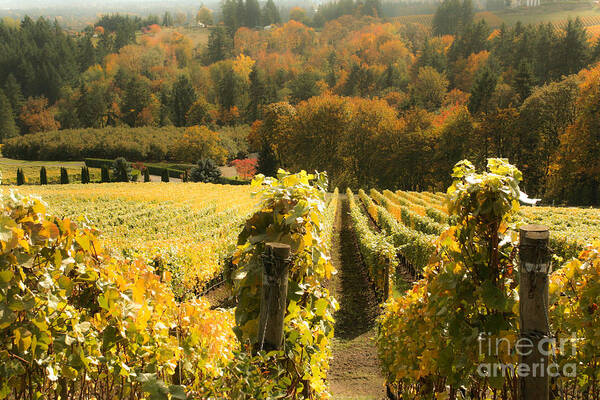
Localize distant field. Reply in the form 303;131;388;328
495;2;600;26
393;2;600;29
179;26;211;47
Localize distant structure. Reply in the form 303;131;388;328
510;0;541;7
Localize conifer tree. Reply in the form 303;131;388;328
0;89;17;142
101;167;110;183
39;167;47;185
161;169;170;182
16;169;24;185
81;166;90;184
60;168;69;184
171;75;197;127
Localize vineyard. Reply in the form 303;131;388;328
2;160;600;399
588;24;600;39
392;10;600;30
11;182;256;300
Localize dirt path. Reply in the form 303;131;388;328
329;195;386;400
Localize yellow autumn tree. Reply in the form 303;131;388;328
169;125;227;164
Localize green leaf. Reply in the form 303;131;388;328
168;385;187;400
0;270;13;283
314;298;328;317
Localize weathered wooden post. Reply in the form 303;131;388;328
518;224;551;400
257;242;291;351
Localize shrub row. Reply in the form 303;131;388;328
2;125;250;163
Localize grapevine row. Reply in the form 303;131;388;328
358;189;436;276
347;188;397;299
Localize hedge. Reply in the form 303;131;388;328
84;158;250;184
85;158;184;179
2;126;250;163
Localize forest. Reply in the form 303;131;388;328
0;0;599;204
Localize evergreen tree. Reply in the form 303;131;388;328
234;0;246;31
101;167;110;183
448;20;490;61
158;91;172;126
171;75;197;127
0;89;17;142
162;12;174;26
81;166;90;184
289;72;320;103
468;66;498;115
217;66;236;111
344;63;378;97
78;35;98;72
3;74;24;121
222;0;238;34
433;0;473;36
120;77;151;127
262;0;281;25
362;0;382;17
257;143;279;177
76;83;107;128
16;169;24;186
415;38;447;73
247;65;266;122
325;52;338;88
60;168;69;184
379;64;408;91
205;26;233;64
558;18;590;77
245;0;261;27
161;169;170;182
533;23;558;82
143;167;150;182
513;61;536;102
39;167;47;185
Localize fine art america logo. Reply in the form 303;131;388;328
477;332;578;378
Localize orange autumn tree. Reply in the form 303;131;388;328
19;97;60;134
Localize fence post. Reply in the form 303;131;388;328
257;242;291;352
518;224;551;400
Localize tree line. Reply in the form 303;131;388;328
0;2;599;204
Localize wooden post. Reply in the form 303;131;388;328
257;242;291;352
518;224;550;400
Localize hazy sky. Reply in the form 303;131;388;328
0;0;204;9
